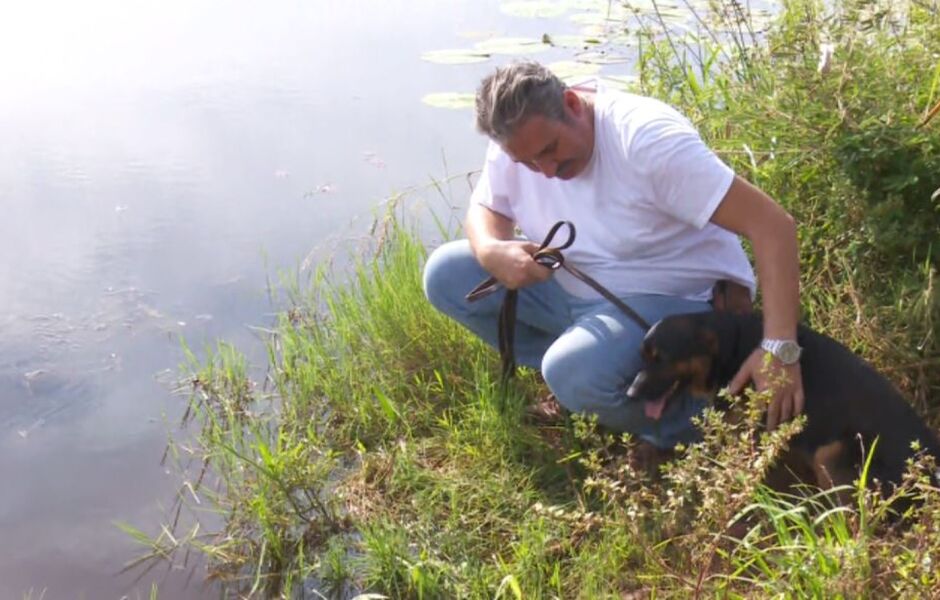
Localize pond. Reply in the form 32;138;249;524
0;0;738;596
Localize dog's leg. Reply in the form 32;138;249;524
812;440;855;505
724;449;815;540
764;448;817;493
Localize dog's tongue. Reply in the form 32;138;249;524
644;395;668;420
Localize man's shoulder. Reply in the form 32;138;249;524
598;89;689;128
594;91;693;164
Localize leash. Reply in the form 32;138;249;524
465;220;651;383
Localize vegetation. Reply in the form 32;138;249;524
132;0;940;597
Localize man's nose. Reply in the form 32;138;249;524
533;157;558;178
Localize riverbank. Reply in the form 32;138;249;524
144;1;940;597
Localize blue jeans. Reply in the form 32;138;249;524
422;239;712;448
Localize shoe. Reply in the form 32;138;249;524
629;440;675;478
525;392;567;425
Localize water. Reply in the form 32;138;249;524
0;0;639;596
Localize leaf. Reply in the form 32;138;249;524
576;49;631;64
599;74;639;92
256;440;276;470
420;49;490;65
495;574;523;600
569;12;607;26
473;36;548;55
547;60;602;80
569;2;628;23
374;387;400;424
543;33;606;48
421;92;476;110
565;0;607;9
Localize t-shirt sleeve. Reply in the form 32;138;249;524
470;141;515;220
631;112;735;229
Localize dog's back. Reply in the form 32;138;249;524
704;311;940;489
794;325;940;488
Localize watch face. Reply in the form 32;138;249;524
778;341;801;364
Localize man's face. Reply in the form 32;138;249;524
501;92;594;181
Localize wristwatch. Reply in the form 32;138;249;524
760;338;802;365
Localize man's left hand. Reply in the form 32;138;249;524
727;348;805;430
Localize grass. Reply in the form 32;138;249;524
130;0;940;597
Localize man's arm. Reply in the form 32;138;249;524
709;175;805;429
465;203;552;290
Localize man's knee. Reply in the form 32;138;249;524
423;240;476;312
541;342;631;415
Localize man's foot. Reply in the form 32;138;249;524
629;440;675;478
525;392;567;425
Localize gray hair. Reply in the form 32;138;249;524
475;61;568;142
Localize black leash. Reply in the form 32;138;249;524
465;221;651;383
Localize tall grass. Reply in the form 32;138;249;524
631;0;940;400
132;1;940;597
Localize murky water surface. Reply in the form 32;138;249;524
0;0;655;596
0;1;493;596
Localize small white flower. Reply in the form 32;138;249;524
818;42;836;74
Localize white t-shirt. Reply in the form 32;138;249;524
470;88;756;301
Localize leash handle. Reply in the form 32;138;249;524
465;221;576;302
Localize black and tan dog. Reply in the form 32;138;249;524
626;311;940;496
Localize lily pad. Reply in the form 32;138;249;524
621;0;683;11
421;92;476;110
570;1;630;22
500;1;569;19
748;8;776;31
621;1;690;25
457;30;501;40
474;36;549;55
576;49;632;64
599;74;639;92
651;8;689;25
421;49;491;64
542;33;606;48
547;60;602;80
578;24;609;38
606;30;640;46
565;0;606;9
569;12;609;26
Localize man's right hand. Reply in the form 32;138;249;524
477;239;553;290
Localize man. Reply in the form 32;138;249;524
423;60;803;448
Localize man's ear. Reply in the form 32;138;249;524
563;89;582;116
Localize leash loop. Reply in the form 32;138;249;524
536;220;576;252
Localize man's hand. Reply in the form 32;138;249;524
477;239;553;290
727;348;805;430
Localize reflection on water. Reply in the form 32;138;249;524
0;0;696;592
0;0;501;596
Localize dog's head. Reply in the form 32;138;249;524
626;312;722;420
